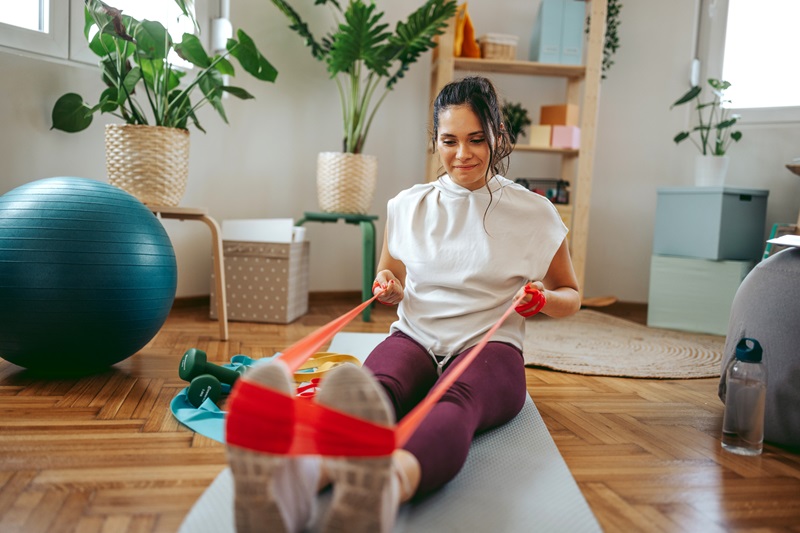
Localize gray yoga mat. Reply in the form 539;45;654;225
179;332;601;533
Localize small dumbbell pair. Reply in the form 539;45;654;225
179;348;247;407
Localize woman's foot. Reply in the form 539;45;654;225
226;360;320;533
315;363;398;533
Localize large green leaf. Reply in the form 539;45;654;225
227;29;278;82
214;56;235;76
327;1;392;77
175;33;211;68
98;87;120;112
51;93;94;133
385;0;456;88
135;20;170;61
121;66;142;100
199;69;228;124
222;86;255;100
269;0;327;60
199;68;224;101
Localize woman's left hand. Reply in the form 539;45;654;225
514;281;547;317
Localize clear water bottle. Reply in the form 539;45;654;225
722;338;767;456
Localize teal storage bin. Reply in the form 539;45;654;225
653;187;769;260
647;255;754;335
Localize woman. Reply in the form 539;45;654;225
226;76;581;533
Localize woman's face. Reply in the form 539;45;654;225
436;104;491;191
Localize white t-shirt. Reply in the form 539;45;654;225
387;174;568;359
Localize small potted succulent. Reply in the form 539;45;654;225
51;0;278;206
502;100;532;144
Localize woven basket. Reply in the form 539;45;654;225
316;152;377;214
105;124;190;206
478;33;518;60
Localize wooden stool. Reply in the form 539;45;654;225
150;206;229;340
295;212;378;321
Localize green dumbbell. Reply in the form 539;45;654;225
187;374;222;408
179;348;243;385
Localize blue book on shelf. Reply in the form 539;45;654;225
559;0;586;65
530;0;564;64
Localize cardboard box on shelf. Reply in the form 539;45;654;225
540;104;579;126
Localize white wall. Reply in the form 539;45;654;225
1;0;798;303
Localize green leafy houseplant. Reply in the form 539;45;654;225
51;0;278;133
269;0;458;154
502;101;532;144
671;78;743;156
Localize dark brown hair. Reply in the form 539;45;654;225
431;76;513;185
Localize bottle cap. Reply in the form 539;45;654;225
735;338;762;363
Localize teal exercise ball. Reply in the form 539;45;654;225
0;177;177;375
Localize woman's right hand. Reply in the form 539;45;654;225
373;270;404;305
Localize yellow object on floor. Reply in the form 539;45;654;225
293;352;362;383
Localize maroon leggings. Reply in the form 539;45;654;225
363;330;527;497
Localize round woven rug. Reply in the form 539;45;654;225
523;310;725;379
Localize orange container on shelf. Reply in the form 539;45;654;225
540;104;579;126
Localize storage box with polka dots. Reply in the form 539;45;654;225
210;240;310;324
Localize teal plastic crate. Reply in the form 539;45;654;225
647;255;753;335
653;187;768;260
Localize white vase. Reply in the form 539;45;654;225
694;154;729;187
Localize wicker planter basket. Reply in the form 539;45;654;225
105;124;190;206
316;152;377;214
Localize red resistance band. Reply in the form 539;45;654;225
226;380;396;457
225;288;527;456
514;284;546;317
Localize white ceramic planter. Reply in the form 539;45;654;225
694;154;730;187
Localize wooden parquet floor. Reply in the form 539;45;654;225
1;295;799;532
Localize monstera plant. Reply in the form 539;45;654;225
51;0;278;206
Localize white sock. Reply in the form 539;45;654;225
381;469;401;532
272;455;321;532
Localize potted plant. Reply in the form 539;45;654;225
51;0;278;206
502;100;532;144
671;78;743;187
269;0;457;214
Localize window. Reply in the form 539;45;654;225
0;2;47;32
0;1;68;58
699;0;800;123
1;1;214;65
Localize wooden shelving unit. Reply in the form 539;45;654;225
426;0;608;297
